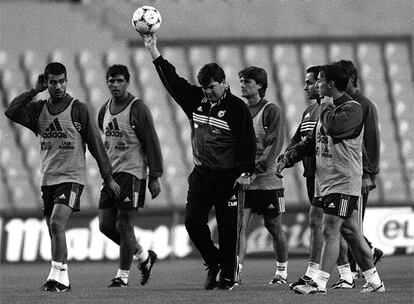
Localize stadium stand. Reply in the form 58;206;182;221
0;0;413;214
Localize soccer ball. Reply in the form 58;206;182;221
131;6;162;34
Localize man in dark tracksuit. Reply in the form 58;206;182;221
141;34;256;289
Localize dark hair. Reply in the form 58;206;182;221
334;60;358;88
306;65;321;81
238;66;268;98
44;62;67;79
106;64;130;82
319;64;349;91
197;63;225;87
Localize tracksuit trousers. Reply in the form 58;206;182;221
185;165;240;280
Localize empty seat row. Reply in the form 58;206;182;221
0;40;413;212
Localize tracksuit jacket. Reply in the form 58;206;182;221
152;56;256;174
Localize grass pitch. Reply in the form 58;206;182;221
1;255;413;304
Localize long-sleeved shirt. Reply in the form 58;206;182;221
285;101;320;178
153;56;256;174
248;99;284;189
351;90;380;179
285;93;364;196
5;89;113;182
98;93;163;179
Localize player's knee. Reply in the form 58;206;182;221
115;220;133;235
309;216;322;231
49;218;65;236
322;224;337;240
264;219;278;231
341;228;358;246
309;208;322;229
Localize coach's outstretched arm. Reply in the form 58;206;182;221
141;34;161;60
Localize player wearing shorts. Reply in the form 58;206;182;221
98;65;163;287
237;66;288;285
280;66;324;289
278;64;384;294
5;62;120;292
332;60;383;288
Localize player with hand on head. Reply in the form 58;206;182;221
98;64;163;287
331;60;382;289
236;66;288;286
140;33;256;290
280;66;324;290
4;62;120;292
278;64;384;294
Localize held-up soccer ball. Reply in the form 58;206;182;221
131;6;162;34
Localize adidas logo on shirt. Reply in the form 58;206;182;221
105;118;123;137
327;203;335;208
42;118;67;138
123;197;131;203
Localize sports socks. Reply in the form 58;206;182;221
47;261;62;283
116;269;130;284
59;264;70;286
314;270;330;290
337;263;353;282
304;261;319;280
363;267;382;286
275;261;288;279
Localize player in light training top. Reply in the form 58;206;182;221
98;64;163;287
284;66;324;289
331;60;383;288
278;64;385;294
4;62;120;292
237;66;288;285
141;33;256;290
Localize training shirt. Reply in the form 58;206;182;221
152;56;256;174
37;99;86;185
285;101;320;178
98;93;163;180
5;89;113;186
285;93;364;196
351;90;380;181
248;99;284;190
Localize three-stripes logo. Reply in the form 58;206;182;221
105;118;123;137
42;118;67;138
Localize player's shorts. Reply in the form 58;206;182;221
244;189;285;216
99;172;146;209
41;183;84;217
322;193;359;219
311;196;324;209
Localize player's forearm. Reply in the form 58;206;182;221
88;136;113;180
4;89;37;122
148;46;161;60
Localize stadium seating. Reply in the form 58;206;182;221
0;0;413;213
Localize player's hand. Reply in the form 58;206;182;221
276;159;285;178
140;32;156;46
140;33;161;60
148;177;161;199
105;176;121;198
35;74;47;93
361;176;373;194
236;173;251;191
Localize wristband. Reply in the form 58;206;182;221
241;173;251;178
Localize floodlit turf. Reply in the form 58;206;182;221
1;255;413;304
